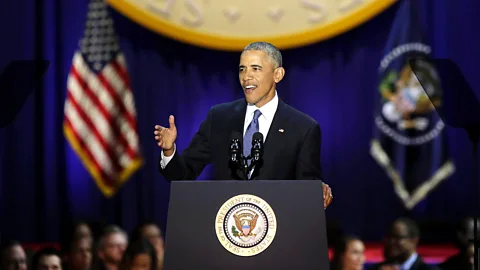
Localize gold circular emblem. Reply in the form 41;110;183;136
106;0;397;51
214;194;277;257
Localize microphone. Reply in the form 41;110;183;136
229;131;242;163
251;132;264;161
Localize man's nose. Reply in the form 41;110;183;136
243;70;253;80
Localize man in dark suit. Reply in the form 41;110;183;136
369;217;439;270
438;217;476;270
154;41;333;208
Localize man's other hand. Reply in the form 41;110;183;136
323;183;333;209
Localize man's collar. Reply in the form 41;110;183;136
400;252;418;270
246;90;278;121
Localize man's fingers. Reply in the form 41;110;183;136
169;115;175;129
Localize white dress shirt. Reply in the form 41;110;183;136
160;91;279;169
400;252;418;270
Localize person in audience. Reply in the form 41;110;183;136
130;222;164;270
438;217;478;270
62;236;92;270
369;217;439;270
119;238;157;270
72;223;93;243
330;235;366;270
31;247;62;270
0;241;28;270
95;225;128;270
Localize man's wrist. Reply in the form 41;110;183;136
163;148;174;157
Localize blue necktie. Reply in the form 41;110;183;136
243;109;262;164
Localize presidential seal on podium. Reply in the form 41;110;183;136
215;194;277;257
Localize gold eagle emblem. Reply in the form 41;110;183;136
234;213;258;237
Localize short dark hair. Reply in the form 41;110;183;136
120;238;157;270
330;235;362;269
31;247;61;270
243;42;283;68
394;217;420;238
130;221;162;243
98;225;127;249
0;241;22;262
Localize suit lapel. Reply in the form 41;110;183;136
228;99;247;180
251;99;288;179
229;99;247;137
264;99;287;148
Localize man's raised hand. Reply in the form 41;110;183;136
154;115;177;157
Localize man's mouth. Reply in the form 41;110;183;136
244;85;257;93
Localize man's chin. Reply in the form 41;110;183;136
245;97;259;105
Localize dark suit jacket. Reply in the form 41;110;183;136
368;256;440;270
159;98;323;181
437;252;472;270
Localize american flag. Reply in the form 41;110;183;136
63;0;143;197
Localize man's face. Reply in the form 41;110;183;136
38;255;61;270
99;233;128;264
383;221;417;262
69;238;92;270
238;50;283;108
2;245;27;270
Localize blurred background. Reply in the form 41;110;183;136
0;0;479;269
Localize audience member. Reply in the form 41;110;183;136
0;241;27;270
95;225;128;270
31;248;62;270
438;216;478;270
119;238;157;270
368;217;439;270
330;235;365;270
130;222;164;270
62;237;92;270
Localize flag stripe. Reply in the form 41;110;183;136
103;61;136;118
97;69;136;128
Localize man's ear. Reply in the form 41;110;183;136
274;67;285;83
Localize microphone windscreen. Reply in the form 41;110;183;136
252;132;263;142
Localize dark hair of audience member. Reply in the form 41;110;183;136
330;235;362;270
0;240;21;254
31;247;61;270
394;217;420;238
120;238;157;270
60;221;90;254
0;240;22;261
129;221;159;243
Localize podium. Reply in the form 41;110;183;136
163;180;330;270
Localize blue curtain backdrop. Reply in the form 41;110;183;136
0;0;479;243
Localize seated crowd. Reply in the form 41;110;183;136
0;217;476;270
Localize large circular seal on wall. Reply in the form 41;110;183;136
106;0;397;51
215;194;277;257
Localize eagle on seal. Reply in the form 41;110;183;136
234;214;258;237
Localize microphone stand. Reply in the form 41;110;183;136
234;154;259;181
